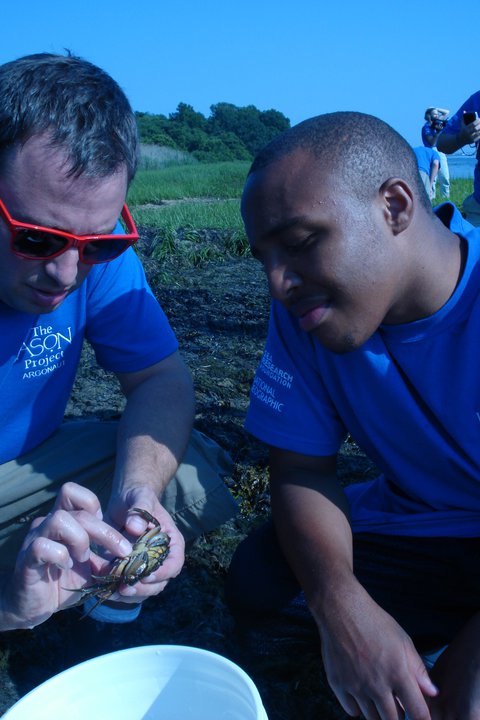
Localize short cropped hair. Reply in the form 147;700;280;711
0;52;139;182
249;111;431;211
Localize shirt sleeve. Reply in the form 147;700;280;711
245;300;347;455
84;248;178;373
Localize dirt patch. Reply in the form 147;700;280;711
138;198;224;207
0;229;377;719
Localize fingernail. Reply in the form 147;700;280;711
128;517;144;532
96;508;103;520
119;538;132;556
121;586;137;596
57;558;73;570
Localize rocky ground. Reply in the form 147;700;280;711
0;229;377;719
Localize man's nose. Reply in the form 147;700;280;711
44;248;81;285
268;264;302;300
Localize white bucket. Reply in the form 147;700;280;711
2;644;268;720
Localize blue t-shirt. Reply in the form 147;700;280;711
0;248;178;463
413;146;440;174
422;122;440;147
443;91;480;201
245;205;480;538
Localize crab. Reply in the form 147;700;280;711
69;507;170;616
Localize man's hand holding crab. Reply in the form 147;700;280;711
103;483;185;603
0;480;185;630
0;483;134;630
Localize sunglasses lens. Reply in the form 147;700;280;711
82;238;131;263
13;230;68;258
12;230;133;264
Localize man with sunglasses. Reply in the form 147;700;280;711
0;52;237;631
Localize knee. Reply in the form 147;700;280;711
225;519;300;615
225;533;264;613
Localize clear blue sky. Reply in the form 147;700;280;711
2;0;479;147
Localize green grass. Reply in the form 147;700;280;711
127;161;250;204
128;163;475;268
132;198;243;232
433;177;473;209
128;161;251;263
134;199;249;263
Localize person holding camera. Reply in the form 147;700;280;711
437;93;480;225
421;107;450;199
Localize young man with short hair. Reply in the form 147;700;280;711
228;111;480;720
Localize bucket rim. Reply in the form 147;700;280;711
2;644;269;720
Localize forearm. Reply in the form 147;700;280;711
269;451;438;717
114;360;195;499
269;453;355;625
437;131;464;154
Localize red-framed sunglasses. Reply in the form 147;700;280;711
0;198;139;265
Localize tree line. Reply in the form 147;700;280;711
136;102;290;162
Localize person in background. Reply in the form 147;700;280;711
413;145;440;201
0;52;237;631
422;107;450;199
437;93;480;225
227;111;480;720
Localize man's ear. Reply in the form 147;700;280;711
379;178;414;235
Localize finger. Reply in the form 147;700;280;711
417;670;439;699
355;697;382;720
23;535;74;572
373;694;406;720
35;510;132;564
396;682;433;720
24;510;90;564
54;482;103;519
123;503;171;535
123;511;150;535
336;691;362;717
138;567;174;584
118;578;169;599
73;511;132;559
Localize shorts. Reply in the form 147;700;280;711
419;169;433;199
226;519;480;652
0;421;239;570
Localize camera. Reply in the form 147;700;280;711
431;119;446;131
463;111;478;125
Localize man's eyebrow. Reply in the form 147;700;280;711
263;215;312;238
14;212;116;236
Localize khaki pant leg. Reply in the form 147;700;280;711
0;423;238;569
0;421;118;569
418;170;432;200
162;428;239;541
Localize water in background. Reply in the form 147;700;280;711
447;152;477;179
